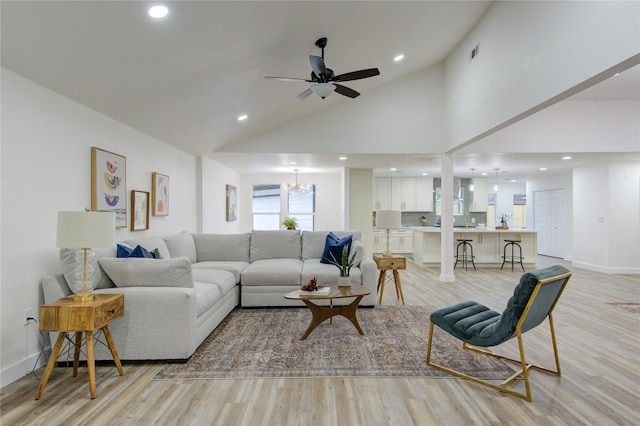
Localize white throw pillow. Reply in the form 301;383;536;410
98;257;194;288
60;247;116;293
349;240;365;267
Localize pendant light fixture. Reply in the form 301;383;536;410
494;168;500;192
469;168;475;192
284;169;312;194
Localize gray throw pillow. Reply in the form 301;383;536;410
164;231;197;263
98;257;194;288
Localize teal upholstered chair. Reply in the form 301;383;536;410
426;265;572;401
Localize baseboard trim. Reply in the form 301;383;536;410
572;261;640;275
0;347;50;390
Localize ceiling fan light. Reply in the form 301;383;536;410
311;83;335;99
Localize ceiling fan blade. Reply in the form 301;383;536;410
265;76;310;82
334;84;360;98
332;68;380;82
295;88;314;101
309;55;326;79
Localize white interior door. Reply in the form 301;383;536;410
534;189;565;258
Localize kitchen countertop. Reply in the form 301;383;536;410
410;227;538;233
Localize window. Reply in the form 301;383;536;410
252;184;281;230
251;184;316;231
287;186;315;231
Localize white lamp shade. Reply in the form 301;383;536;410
376;210;402;229
57;211;116;248
311;83;335;99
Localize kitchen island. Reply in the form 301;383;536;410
412;227;538;268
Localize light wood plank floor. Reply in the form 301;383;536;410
2;256;639;425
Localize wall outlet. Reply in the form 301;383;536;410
23;308;32;325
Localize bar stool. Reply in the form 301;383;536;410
454;239;476;270
501;239;525;272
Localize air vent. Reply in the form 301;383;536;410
470;44;479;60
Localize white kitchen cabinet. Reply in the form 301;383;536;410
391;229;413;254
415;177;434;211
391;178;416;211
469;177;488;212
373;177;391;211
372;229;388;253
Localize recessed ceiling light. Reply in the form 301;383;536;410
339;156;347;161
390;167;397;171
481;172;488;176
510;179;517;183
289;162;297;165
562;156;572;160
539;167;548;171
394;54;404;62
614;72;620;77
421;172;428;176
148;5;169;18
237;114;248;121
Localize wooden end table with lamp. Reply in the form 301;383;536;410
35;293;125;400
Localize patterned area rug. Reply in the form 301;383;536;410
608;302;640;314
154;306;514;380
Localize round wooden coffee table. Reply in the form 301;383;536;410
284;284;371;340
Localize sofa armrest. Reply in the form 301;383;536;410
359;257;378;305
92;286;198;360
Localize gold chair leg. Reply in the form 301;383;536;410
426;319;563;402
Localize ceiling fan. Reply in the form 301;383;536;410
265;37;380;100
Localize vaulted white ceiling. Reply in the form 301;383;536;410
2;1;638;182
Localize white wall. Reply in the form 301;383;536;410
0;69;199;386
199;156;242;234
238;172;345;233
445;0;640;149
573;162;640;273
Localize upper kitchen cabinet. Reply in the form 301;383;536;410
469;177;488;212
374;177;433;212
415;177;434;211
373;177;391;210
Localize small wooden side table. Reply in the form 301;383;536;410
35;294;125;400
374;255;407;305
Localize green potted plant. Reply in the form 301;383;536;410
421;215;428;225
282;216;298;230
327;245;357;287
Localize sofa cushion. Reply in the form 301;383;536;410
241;259;303;286
59;246;116;292
123;236;171;260
193;233;251;262
164;231;197;263
191;261;248;284
98;257;193;288
194;282;222;317
250;230;301;262
192;269;237;294
117;243;134;258
302;230;362;260
320;233;352;265
302;259;363;287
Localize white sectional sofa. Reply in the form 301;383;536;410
40;229;377;361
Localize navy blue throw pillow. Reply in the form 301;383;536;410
129;245;154;258
320;232;353;265
117;243;133;258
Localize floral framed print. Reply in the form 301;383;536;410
226;184;237;221
91;147;127;228
152;172;169;216
131;190;149;231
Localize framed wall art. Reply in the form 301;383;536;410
152;172;170;216
226;184;237;222
131;190;150;231
91;147;127;228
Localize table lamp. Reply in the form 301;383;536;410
57;211;115;302
375;210;401;257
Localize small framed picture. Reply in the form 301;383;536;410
131;190;150;231
152;172;170;216
91;147;127;228
226;184;237;221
